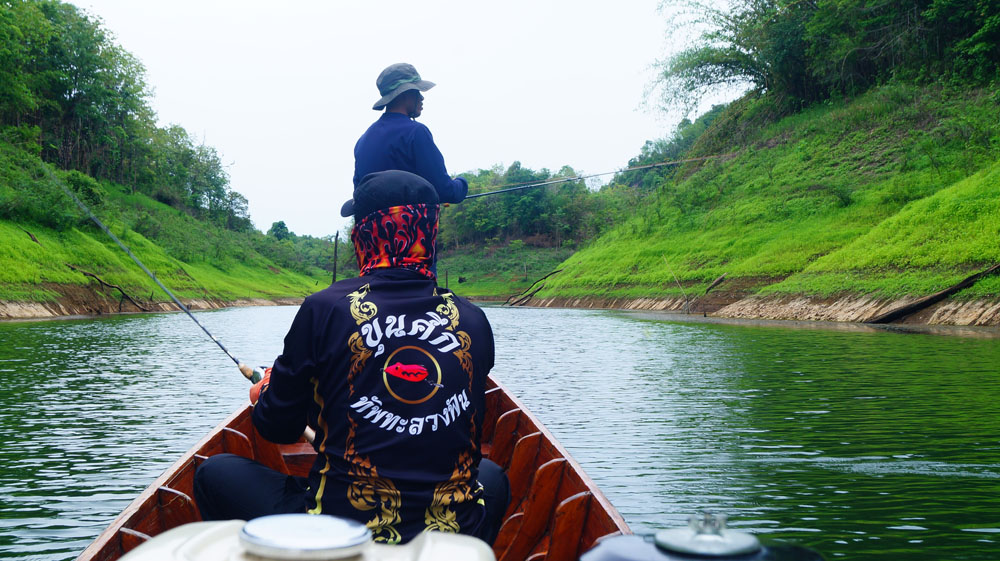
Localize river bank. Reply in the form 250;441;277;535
0;283;302;320
527;292;1000;326
6;279;999;328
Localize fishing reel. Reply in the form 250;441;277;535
581;513;825;561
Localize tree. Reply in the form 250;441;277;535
268;221;290;240
654;0;813;112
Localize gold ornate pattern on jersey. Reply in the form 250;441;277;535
347;332;372;394
452;330;473;379
348;284;377;325
307;377;332;514
345;420;402;543
436;293;460;332
424;449;479;534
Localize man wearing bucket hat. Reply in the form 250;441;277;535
350;63;468;212
195;170;509;545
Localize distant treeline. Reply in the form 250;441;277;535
0;0;251;231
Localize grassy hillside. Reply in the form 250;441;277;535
0;149;327;306
538;84;1000;302
1;212;325;305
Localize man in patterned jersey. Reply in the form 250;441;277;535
194;170;508;545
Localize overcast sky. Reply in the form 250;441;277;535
76;1;685;238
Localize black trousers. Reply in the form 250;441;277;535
193;453;510;545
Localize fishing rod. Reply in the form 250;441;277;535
48;168;266;384
465;153;732;200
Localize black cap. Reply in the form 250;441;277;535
340;170;440;219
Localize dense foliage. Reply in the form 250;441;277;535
0;0;251;231
656;0;1000;109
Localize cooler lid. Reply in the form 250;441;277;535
654;513;762;557
239;514;372;560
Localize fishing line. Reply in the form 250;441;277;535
465;153;732;200
47;167;265;383
662;256;691;314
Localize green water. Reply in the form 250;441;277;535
1;306;999;560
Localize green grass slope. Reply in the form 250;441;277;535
0;151;326;307
539;84;1000;302
1;216;325;305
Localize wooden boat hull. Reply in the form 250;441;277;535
76;374;630;561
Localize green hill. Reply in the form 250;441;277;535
535;84;1000;313
0;146;327;316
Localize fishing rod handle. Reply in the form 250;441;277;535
238;363;264;384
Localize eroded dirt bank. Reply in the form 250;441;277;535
6;283;999;327
528;293;1000;326
0;283;303;320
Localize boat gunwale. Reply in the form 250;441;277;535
485;375;629;534
75;406;248;560
76;374;630;560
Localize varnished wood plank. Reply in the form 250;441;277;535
157;486;199;530
277;441;317;478
482;386;505;445
499;458;567;561
505;432;542;517
221;427;253;459
162;461;196;500
491;409;522;469
118;528;150;554
250;421;289;473
546;492;593;561
492;511;523;559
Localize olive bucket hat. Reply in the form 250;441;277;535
372;63;435;110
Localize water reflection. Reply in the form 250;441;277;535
1;305;999;560
0;308;296;560
484;307;1000;560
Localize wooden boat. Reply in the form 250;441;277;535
77;374;630;561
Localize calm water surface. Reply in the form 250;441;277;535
1;306;999;560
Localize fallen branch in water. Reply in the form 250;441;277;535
867;262;1000;324
705;273;727;294
509;283;547;307
66;264;149;312
505;269;562;306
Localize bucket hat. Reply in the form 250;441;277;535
372;63;435;110
340;170;440;219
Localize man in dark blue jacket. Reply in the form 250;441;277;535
348;63;468;216
194;171;507;545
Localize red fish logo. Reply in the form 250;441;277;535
384;362;429;383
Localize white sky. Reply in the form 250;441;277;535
76;0;681;238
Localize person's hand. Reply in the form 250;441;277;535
249;367;272;405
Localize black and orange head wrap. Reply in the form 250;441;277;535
351;203;438;279
343;170;440;280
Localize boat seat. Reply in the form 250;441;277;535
543;491;593;561
118;527;151;554
158;486;200;529
495;458;568;561
504;432;542;518
490;409;524;469
221;427;253;459
482;386;507;447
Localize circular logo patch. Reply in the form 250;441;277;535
382;346;442;404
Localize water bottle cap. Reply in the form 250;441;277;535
239;514;371;560
654;513;762;557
